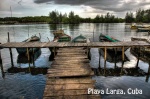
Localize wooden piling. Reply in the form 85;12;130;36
39;33;41;39
54;47;56;57
114;48;117;69
136;47;140;68
146;60;150;82
27;47;31;72
121;46;125;75
8;32;14;67
99;48;101;69
87;47;91;60
104;47;107;76
0;50;5;78
32;48;35;67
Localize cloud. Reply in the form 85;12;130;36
34;0;150;13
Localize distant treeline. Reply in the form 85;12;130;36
125;9;150;23
0;16;50;24
49;10;124;24
0;10;124;24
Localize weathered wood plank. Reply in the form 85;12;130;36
47;71;94;77
44;89;90;96
46;78;95;84
43;95;100;99
44;83;94;90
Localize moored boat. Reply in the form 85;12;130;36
72;34;89;43
137;27;150;32
53;33;71;42
72;34;91;60
131;37;150;62
16;35;41;55
99;33;129;62
53;29;65;38
49;30;71;60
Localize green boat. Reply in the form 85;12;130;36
72;34;91;60
49;30;71;61
16;35;41;55
72;34;88;43
53;29;65;38
54;34;71;42
99;33;120;42
99;33;128;62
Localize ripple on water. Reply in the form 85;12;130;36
93;76;150;99
0;73;46;99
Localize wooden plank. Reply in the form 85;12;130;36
50;64;90;68
43;95;100;99
44;83;94;90
44;89;90;96
47;71;94;77
52;62;89;65
46;78;95;84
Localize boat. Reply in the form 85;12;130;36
72;34;89;43
17;48;41;64
72;34;91;60
99;33;129;62
53;29;65;38
49;30;71;61
99;48;129;62
131;23;150;30
53;33;71;42
137;27;150;32
131;37;150;62
99;33;120;42
16;35;41;55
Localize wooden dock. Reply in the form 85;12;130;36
0;41;149;48
43;47;100;99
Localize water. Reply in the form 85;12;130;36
0;23;150;99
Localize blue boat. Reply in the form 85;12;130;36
16;35;41;55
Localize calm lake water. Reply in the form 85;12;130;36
0;23;150;99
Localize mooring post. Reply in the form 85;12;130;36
54;47;56;57
121;46;125;75
8;32;14;68
87;47;91;60
0;50;5;78
27;47;31;72
87;47;89;56
39;33;41;39
114;48;117;69
146;60;150;82
32;48;35;67
104;47;107;76
136;47;140;68
99;48;101;69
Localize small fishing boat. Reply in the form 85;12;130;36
137;27;150;32
99;33;120;42
131;37;150;62
72;34;91;59
53;34;71;42
99;34;129;62
72;34;90;43
16;35;41;55
53;29;64;38
17;49;41;64
49;30;71;61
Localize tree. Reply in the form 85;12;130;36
125;12;134;23
49;10;59;24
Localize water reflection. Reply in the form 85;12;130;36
7;67;48;75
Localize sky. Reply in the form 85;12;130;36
0;0;150;18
